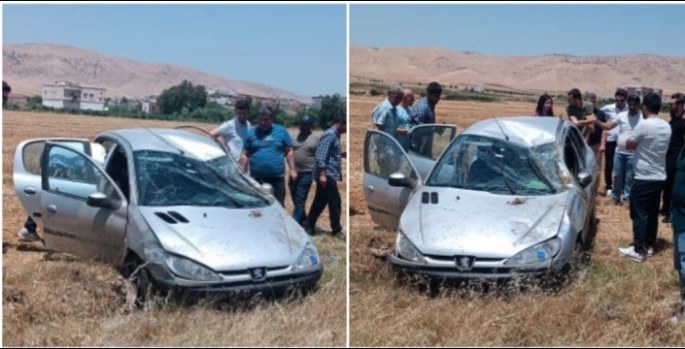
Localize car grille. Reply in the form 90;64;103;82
424;255;505;263
219;265;290;277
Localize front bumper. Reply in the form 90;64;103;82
388;254;567;282
153;265;324;297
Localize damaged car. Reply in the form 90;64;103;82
13;127;323;302
363;117;599;282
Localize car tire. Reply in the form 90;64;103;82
570;240;588;274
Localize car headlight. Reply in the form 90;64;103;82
164;254;221;281
294;243;320;271
396;230;426;264
504;237;562;266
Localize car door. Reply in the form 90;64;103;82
364;129;422;232
563;127;591;242
40;142;128;264
13;138;91;227
406;124;457;179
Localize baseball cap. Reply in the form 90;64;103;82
300;116;314;124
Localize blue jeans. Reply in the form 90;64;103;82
613;153;634;202
289;172;313;226
675;230;685;300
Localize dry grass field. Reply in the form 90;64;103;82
2;111;347;347
349;96;685;346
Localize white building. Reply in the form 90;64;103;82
42;81;106;111
467;85;485;93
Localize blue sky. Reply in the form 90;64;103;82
351;4;685;57
3;4;347;97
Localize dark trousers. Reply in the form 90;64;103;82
307;177;342;234
674;229;685;300
25;216;37;232
288;172;313;226
630;179;664;254
605;141;617;190
661;157;677;213
255;177;286;208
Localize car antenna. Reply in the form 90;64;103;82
132;119;185;156
494;119;510;141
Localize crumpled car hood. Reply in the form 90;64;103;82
138;203;310;272
399;187;568;259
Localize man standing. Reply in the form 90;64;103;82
307;117;346;241
371;84;404;178
209;100;251;162
240;106;297;207
371;84;405;138
669;120;685;324
289;116;320;227
599;88;629;197
585;92;607;158
566;88;596;141
410;82;442;127
660;93;685;224
618;93;671;263
396;88;415;150
595;95;643;205
3;81;11;106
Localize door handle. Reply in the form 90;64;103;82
366;185;374;193
24;186;37;195
46;205;57;214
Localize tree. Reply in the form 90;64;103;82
157;80;208;115
317;94;346;128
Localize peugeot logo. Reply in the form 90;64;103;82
455;256;475;272
249;268;267;282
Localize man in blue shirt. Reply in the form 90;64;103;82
240;106;297;207
410;82;442;127
307;117;347;241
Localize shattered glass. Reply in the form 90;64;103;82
426;135;564;196
134;151;269;208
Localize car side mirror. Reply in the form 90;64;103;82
388;172;411;188
260;183;274;196
577;172;592;189
87;192;116;209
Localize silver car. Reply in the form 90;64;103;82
13;127;323;302
363;117;599;281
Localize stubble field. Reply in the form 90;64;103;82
348;96;685;346
2;111;347;347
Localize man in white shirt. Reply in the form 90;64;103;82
210;100;251;161
618;93;672;263
599;88;629;197
595;94;643;205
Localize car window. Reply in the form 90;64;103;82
23;140;87;175
564;133;581;177
365;131;418;182
568;127;587;171
427;134;562;195
46;145;120;201
409;126;454;160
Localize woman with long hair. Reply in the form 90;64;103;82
531;93;555;117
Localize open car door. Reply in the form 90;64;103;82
39;142;128;263
363;129;422;232
13;138;91;228
406;124;457;179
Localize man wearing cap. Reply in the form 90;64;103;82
289;115;320;227
307;117;347;241
209;99;251;162
240;106;297;207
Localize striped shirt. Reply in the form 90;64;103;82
371;98;398;136
629;116;672;181
410;97;435;127
313;127;342;182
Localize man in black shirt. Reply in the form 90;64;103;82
661;93;685;223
